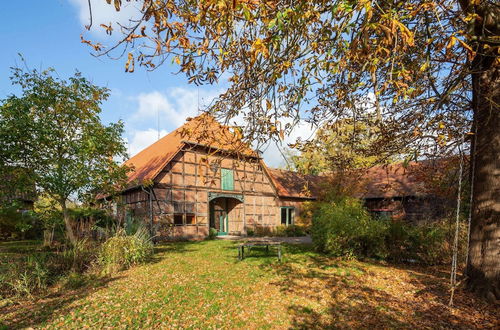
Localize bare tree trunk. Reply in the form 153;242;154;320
466;50;500;303
60;199;76;245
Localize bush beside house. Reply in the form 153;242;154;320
311;197;467;265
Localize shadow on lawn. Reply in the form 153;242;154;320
153;240;205;255
264;244;498;329
0;275;123;329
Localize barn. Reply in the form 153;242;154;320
358;161;457;223
112;114;321;240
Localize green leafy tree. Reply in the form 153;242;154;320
0;67;129;244
287;117;399;175
84;0;498;300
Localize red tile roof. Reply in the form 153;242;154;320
266;168;324;199
124;113;257;187
356;162;427;199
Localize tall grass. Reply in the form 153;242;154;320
1;226;154;299
1;253;52;298
98;226;153;274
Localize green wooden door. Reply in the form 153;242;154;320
218;211;228;235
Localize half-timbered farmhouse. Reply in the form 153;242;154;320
115;114;321;239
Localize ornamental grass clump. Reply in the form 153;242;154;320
98;226;153;274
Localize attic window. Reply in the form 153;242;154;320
221;168;234;191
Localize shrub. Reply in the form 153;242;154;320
1;228;155;299
312;198;387;258
312;197;467;265
274;225;307;237
208;227;218;240
98;226;153;274
246;228;255;237
285;224;307;237
69;207;114;230
391;220;467;265
254;225;273;237
274;225;287;237
0;202;42;240
384;221;413;262
294;201;316;229
59;239;98;273
63;271;90;289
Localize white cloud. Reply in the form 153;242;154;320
123;86;316;167
125;128;168;157
124;87;222;157
258;120;315;168
131;88;221;128
69;0;143;38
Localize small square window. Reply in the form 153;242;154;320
186;214;196;225
174;214;183;225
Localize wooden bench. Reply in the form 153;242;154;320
237;241;282;261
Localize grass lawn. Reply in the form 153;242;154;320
1;239;498;329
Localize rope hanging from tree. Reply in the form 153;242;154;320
449;137;464;306
448;131;475;307
464;129;476;274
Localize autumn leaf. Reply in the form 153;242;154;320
266;99;272;110
125;53;134;73
100;23;113;35
251;38;269;58
113;0;121;12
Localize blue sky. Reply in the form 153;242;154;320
0;0;308;167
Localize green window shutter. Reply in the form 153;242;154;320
221;169;234;190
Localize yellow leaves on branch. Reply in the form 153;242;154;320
392;20;414;47
266;99;272;110
80;35;102;51
251;38;269;62
107;0;122;12
373;19;414;50
419;62;430;72
446;35;475;60
269;125;285;141
100;23;113;36
125;53;134;73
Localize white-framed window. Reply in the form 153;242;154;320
280;207;294;225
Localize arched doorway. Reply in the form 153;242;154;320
208;193;244;236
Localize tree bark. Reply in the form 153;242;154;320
60;199;76;245
466;49;500;303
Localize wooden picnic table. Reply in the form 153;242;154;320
237;240;282;261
